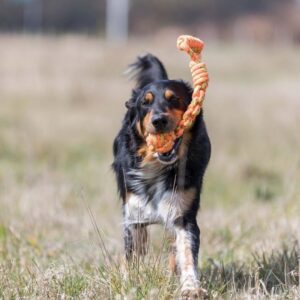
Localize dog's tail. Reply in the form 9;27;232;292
126;54;168;89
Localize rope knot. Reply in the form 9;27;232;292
177;35;204;61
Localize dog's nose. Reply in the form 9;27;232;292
152;114;168;131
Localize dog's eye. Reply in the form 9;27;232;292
168;95;179;101
142;98;150;106
167;95;179;103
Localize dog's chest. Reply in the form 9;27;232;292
124;167;195;226
125;170;171;225
125;190;176;226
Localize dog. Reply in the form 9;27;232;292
112;54;211;298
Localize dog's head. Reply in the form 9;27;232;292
125;54;193;165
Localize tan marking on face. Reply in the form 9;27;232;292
138;143;147;157
144;92;153;104
136;120;143;137
143;110;155;134
171;108;184;122
165;89;186;109
167;108;184;129
138;142;157;165
140;150;157;166
164;89;175;100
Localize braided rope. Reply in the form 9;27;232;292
146;35;209;154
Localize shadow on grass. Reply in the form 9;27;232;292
202;242;299;297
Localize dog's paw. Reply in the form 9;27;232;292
181;285;208;300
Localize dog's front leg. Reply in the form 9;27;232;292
175;220;206;298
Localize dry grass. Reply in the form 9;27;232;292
0;34;299;299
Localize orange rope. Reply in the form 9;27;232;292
146;35;209;154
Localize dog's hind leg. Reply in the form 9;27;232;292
124;224;148;261
124;224;134;261
132;224;148;257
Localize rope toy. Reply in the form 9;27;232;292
145;35;209;154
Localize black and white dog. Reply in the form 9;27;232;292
112;54;211;297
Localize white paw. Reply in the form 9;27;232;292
181;280;207;299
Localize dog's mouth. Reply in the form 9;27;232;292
154;138;182;165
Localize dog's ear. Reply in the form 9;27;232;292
127;54;168;89
125;89;139;110
125;99;133;109
124;90;140;128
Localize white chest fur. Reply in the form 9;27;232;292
124;188;196;227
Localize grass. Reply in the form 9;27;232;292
0;34;299;299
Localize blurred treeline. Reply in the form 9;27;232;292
1;0;300;42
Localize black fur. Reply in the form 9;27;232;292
112;54;211;265
128;53;168;89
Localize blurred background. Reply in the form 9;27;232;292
0;0;299;298
1;0;300;43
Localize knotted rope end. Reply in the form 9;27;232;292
177;35;204;58
144;35;209;155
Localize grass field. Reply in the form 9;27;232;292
0;34;299;299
